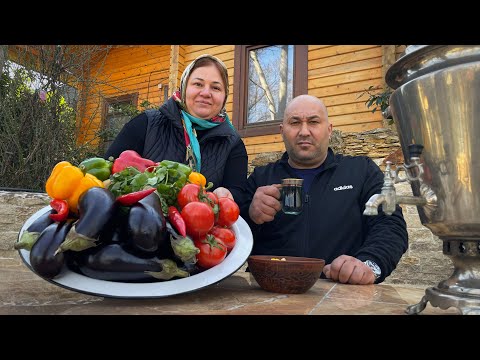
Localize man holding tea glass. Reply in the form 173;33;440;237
238;95;408;284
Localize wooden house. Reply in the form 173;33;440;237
6;45;406;165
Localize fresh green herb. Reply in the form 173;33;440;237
107;161;191;213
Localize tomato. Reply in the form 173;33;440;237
194;234;227;269
206;191;218;206
204;191;218;214
181;201;215;238
177;183;201;209
177;183;220;210
208;226;236;252
216;197;240;227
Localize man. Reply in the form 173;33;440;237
239;95;407;284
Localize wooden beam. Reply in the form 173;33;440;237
382;45;396;129
0;45;7;76
169;45;179;96
382;45;396;88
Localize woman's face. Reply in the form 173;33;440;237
185;64;226;119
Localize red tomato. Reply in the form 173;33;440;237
181;201;215;238
216;197;240;227
177;183;201;209
206;191;218;207
208;226;236;252
194;234;227;269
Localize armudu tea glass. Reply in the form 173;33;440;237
281;178;304;215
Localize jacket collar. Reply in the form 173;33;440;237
159;97;183;129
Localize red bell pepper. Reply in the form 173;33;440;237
49;199;69;222
168;206;187;237
111;150;157;174
116;188;156;206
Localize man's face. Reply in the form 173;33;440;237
280;97;332;169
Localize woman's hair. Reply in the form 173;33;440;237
179;54;229;109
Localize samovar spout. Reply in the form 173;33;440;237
363;194;386;216
363;145;436;217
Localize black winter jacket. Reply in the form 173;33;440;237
105;98;248;201
239;148;408;283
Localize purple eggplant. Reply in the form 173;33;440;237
30;220;74;279
58;187;116;253
71;243;188;282
15;209;55;250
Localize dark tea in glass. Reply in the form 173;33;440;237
281;178;303;215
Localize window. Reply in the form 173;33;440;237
101;93;138;153
233;45;307;137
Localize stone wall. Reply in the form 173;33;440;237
1;127;454;287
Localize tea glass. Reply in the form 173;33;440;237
281;178;304;215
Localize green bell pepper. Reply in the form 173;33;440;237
78;157;112;181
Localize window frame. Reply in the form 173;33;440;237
101;93;138;150
232;45;308;137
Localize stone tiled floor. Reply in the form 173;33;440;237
0;250;460;315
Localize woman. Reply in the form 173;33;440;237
105;54;248;201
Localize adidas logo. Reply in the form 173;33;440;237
333;185;353;191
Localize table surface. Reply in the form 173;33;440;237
0;251;460;315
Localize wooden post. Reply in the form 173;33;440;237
168;45;179;97
0;45;8;76
382;45;396;88
382;45;397;129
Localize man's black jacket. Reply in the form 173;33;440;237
238;148;408;283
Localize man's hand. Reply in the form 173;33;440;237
249;184;282;224
213;187;234;201
323;255;375;285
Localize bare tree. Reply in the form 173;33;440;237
277;45;288;117
247;45;291;123
250;50;276;120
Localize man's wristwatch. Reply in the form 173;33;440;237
364;260;381;281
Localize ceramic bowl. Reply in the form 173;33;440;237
247;255;325;294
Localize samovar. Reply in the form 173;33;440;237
364;45;480;314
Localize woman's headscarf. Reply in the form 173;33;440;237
172;54;234;172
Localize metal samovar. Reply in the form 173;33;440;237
364;45;480;314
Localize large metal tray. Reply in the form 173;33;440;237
17;206;253;299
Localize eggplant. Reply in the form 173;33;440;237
59;187;116;253
165;221;199;265
71;243;188;282
75;187;116;239
98;207;128;245
15;209;55;250
138;191;162;213
127;201;168;256
30;220;73;279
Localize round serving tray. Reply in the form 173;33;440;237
17;206;253;299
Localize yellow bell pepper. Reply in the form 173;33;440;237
188;171;207;187
45;161;105;213
66;173;104;213
45;161;84;199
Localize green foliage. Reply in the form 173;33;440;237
358;86;393;124
1;46;162;192
0;60;97;191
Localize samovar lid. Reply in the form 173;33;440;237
386;45;480;89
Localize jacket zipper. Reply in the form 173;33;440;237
304;193;310;255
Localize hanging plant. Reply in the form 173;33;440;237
358;86;393;124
